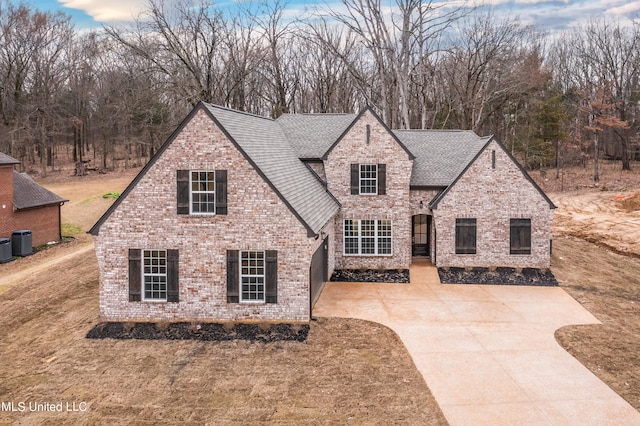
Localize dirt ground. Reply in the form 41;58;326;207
540;161;640;412
553;237;640;411
0;169;447;424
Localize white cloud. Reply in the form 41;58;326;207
58;0;148;22
606;1;640;16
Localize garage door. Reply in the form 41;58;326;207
310;237;328;310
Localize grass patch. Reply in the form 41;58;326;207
62;223;83;236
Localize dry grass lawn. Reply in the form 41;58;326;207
2;164;640;423
0;170;446;424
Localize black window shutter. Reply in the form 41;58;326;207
378;164;386;195
227;250;239;303
128;249;141;302
177;170;190;215
167;249;179;302
350;164;359;195
510;219;531;254
265;250;278;304
215;170;228;215
455;219;477;254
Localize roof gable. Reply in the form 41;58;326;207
13;172;68;209
202;104;340;235
90;103;339;237
322;106;415;160
429;136;556;209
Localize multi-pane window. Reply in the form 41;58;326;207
455;218;477;254
191;171;215;214
241;251;265;302
359;164;378;194
378;220;392;254
344;220;360;255
143;250;167;300
510;218;532;254
344;219;392;255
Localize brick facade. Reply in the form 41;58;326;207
92;105;555;324
0;165;62;246
94;109;328;323
324;110;413;270
432;140;553;268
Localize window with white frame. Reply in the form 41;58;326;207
359;164;377;194
344;219;392;255
190;171;216;214
241;251;265;302
143;250;167;301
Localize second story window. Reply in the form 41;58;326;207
191;171;216;214
177;169;227;215
350;164;386;195
359;164;377;194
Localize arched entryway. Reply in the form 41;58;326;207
412;214;431;257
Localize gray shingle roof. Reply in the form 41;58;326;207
395;130;490;186
13;171;68;209
276;113;357;159
204;104;340;235
0;152;20;165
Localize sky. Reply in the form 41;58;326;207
26;0;640;32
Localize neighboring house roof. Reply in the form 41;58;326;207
13;171;68;209
396;130;490;187
429;137;556;209
202;104;340;235
0;152;20;165
276;113;357;159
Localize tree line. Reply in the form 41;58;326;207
1;0;638;179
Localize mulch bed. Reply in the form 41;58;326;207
437;267;558;286
330;269;410;283
86;322;310;342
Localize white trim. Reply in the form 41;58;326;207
359;164;378;195
240;250;266;303
189;170;216;215
142;249;168;302
343;219;393;256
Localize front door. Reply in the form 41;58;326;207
412;214;431;257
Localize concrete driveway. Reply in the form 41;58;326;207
313;259;640;425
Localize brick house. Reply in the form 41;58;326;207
90;103;555;323
0;152;68;247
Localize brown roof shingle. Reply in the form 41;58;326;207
13;171;68;209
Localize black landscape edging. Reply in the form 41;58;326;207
330;269;410;283
86;322;310;342
437;267;558;286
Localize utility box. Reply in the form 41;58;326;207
12;230;32;257
0;238;13;263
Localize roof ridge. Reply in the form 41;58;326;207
203;103;274;122
395;129;475;133
279;112;356;117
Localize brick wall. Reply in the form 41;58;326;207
432;140;553;268
324;110;413;270
94;108;328;323
0;165;14;240
0;166;62;246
